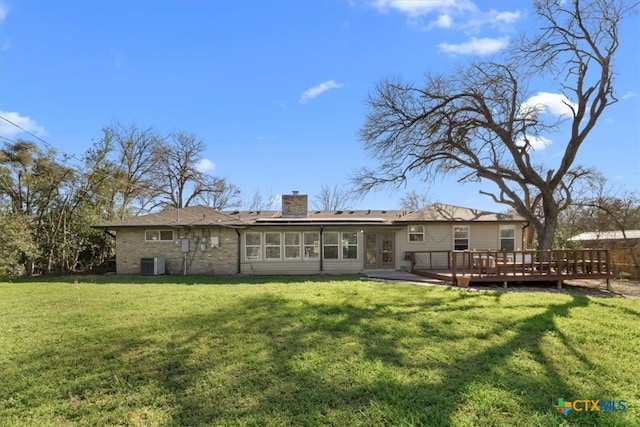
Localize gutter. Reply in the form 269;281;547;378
236;228;241;275
320;225;324;272
522;222;530;249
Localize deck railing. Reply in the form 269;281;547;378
407;249;613;283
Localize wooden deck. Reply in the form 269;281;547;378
406;249;613;289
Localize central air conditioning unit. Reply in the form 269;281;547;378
140;257;165;275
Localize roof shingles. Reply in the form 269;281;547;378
96;203;525;229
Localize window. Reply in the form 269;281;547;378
264;232;281;260
500;225;515;251
342;232;358;259
408;225;424;242
323;232;339;259
303;232;320;259
245;232;262;260
453;225;469;250
284;232;301;259
145;229;174;241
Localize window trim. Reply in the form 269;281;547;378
499;225;516;251
145;229;174;242
244;230;359;262
341;231;359;260
284;232;301;260
303;231;320;260
453;225;470;250
323;231;340;260
245;232;262;260
408;224;425;242
264;232;282;260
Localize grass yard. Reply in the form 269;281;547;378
1;275;639;426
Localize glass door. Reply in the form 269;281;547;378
364;232;395;269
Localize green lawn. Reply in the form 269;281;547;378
1;276;639;426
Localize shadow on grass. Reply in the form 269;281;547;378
8;289;630;426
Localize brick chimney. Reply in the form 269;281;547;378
281;191;308;217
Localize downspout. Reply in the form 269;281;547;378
235;228;241;274
521;222;530;250
320;226;324;272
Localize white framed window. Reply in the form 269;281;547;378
145;229;174;241
323;232;339;259
453;225;469;250
284;232;301;260
500;225;515;251
245;232;262;260
264;232;281;260
342;232;358;259
408;225;424;242
303;232;320;260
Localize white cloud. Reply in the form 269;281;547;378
372;0;522;32
622;91;638;100
0;1;9;23
461;9;522;32
516;135;552;151
429;14;454;29
373;0;476;17
438;36;509;55
299;80;344;104
0;110;47;138
195;158;216;173
0;1;10;50
520;92;577;118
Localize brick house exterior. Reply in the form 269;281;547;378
98;206;244;275
96;193;526;276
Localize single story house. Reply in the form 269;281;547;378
96;192;527;275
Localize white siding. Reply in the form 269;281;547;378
397;222;525;269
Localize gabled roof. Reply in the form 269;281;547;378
95;205;248;228
569;230;640;241
398;203;524;222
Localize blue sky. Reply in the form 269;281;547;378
1;0;638;211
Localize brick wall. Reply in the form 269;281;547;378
282;193;308;217
115;227;239;275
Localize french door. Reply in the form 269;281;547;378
364;232;395;269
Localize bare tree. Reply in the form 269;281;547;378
241;189;280;211
355;0;636;250
399;190;431;211
311;184;353;211
152;131;237;209
195;179;241;210
102;122;161;217
567;180;640;277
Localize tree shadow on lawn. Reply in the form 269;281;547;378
9;291;628;426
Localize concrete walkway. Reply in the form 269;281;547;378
364;270;452;287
